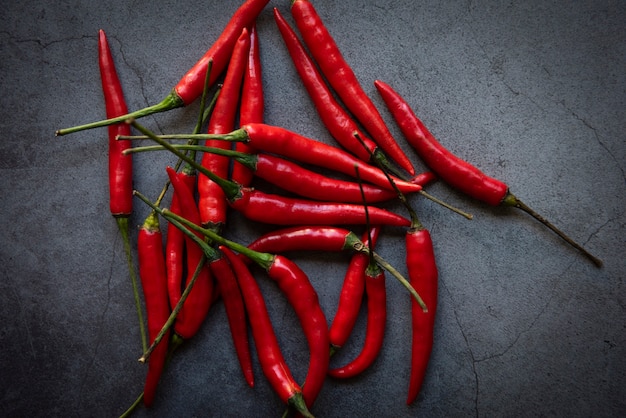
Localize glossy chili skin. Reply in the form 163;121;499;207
199;28;250;229
98;29;132;217
273;7;378;163
253;154;398;203
173;0;269;105
165;171;197;311
240;123;421;194
267;255;329;409
166;167;215;340
329;227;380;352
290;0;415;176
232;24;263;187
137;212;170;407
374;79;509;206
405;226;438;404
246;226;359;255
220;246;311;415
328;261;386;379
230;187;411;227
207;252;254;387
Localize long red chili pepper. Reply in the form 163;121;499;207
273;7;399;177
328;257;386;379
198;28;250;229
137;211;170;407
328;227;380;353
98;29;147;352
232;24;263;187
246;226;362;255
165;167;215;340
374;79;603;267
289;0;415;176
138;124;422;194
56;0;269;136
220;246;313;417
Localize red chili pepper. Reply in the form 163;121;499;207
220;246;312;417
374;79;603;267
328;227;380;353
216;123;422;194
328;230;386;379
198;28;251;229
130;121;413;228
290;0;415;176
56;0;269;136
273;7;390;170
405;223;438;405
98;29;147;352
207;251;254;387
165;170;197;311
246;226;362;255
232;23;263;187
166;167;215;340
137;211;170;407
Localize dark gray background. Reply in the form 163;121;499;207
1;1;625;417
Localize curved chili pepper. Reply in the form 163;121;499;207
221;246;311;416
165;167;215;340
374;79;603;267
328;259;386;379
246;226;361;255
328;227;380;353
405;224;438;405
137;212;170;407
199;28;250;229
165;170;197;311
232;23;263;187
273;7;392;171
290;0;415;176
207;250;254;387
98;29;147;351
56;0;269;136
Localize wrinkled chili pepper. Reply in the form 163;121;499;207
137;211;170;407
290;0;415;176
98;29;147;351
56;0;269;136
328;227;380;354
198;28;250;230
374;79;603;267
232;24;263;187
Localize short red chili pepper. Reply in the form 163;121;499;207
273;7;401;178
290;0;415;176
220;246;313;417
165;167;215;340
56;0;269;136
374;79;603;267
232;23;264;187
328;227;380;353
98;29;147;352
199;28;250;230
137;211;170;407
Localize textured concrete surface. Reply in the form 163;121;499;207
1;1;625;417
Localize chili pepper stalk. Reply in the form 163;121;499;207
55;0;269;136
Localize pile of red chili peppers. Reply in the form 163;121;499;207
57;0;603;416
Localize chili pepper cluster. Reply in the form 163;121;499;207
57;0;602;416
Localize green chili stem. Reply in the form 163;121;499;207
117;130;249;143
116;216;148;353
118;391;144;418
56;91;184;136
